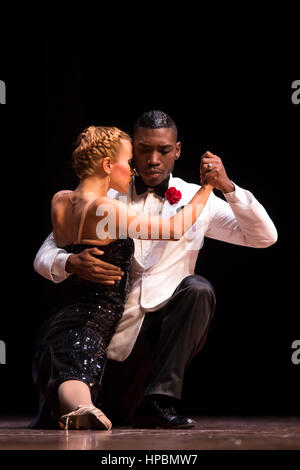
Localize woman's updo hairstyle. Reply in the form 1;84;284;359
72;125;131;180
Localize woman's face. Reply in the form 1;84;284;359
110;139;135;193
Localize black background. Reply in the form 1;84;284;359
0;5;298;418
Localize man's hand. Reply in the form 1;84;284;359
200;151;235;193
66;247;124;284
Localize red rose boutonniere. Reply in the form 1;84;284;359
165;187;182;205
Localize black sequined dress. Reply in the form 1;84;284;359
29;238;134;429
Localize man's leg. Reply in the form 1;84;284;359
143;274;216;399
131;275;216;427
100;275;216;427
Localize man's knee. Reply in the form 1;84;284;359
175;276;216;323
181;275;215;300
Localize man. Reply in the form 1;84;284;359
34;110;278;428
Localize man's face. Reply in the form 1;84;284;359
133;127;181;186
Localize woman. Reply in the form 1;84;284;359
30;126;213;431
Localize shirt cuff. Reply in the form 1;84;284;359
223;181;254;205
51;252;72;283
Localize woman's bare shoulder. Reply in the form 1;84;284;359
51;190;73;204
88;196;137;219
51;191;73;225
84;197;125;224
88;196;120;210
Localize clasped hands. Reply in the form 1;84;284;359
200;151;235;194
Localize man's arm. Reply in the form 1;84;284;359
205;184;278;247
34;232;124;284
200;151;278;247
33;233;71;283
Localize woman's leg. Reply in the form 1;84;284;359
58;379;112;430
58;380;93;414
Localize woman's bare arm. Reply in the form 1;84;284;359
89;183;214;242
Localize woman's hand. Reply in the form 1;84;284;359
66;247;124;284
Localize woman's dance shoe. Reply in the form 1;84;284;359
59;405;112;430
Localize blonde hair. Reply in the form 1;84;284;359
72;125;131;180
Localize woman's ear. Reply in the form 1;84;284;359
102;157;112;175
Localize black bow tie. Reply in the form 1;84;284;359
134;175;170;198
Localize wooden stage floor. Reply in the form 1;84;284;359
0;415;299;450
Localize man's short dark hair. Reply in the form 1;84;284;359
134;110;178;139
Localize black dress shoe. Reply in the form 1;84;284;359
132;398;196;429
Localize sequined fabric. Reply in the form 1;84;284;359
29;238;134;429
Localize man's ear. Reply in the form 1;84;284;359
175;141;181;160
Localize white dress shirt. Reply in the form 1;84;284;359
34;175;278;361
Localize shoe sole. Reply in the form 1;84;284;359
132;417;196;429
59;412;109;430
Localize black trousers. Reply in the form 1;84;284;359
99;275;216;424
